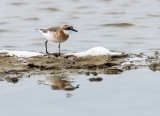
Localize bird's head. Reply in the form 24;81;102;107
62;25;78;35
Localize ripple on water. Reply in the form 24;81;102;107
0;22;8;25
41;7;61;12
10;2;29;6
147;14;160;17
100;23;135;27
23;17;39;21
0;29;13;33
66;15;79;19
77;6;93;9
39;1;53;4
3;46;14;48
105;11;125;15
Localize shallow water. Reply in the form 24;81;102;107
1;0;160;115
0;68;160;116
1;0;160;53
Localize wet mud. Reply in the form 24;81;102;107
0;51;160;83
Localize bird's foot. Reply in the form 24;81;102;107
59;52;61;56
46;52;50;55
54;53;61;57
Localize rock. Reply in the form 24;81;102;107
149;60;160;71
89;77;103;82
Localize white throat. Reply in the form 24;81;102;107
63;30;72;35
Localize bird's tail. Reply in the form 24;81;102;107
35;29;43;33
35;28;40;31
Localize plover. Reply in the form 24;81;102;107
37;24;78;55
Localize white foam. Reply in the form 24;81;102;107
0;50;43;58
65;47;122;57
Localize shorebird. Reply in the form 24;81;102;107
37;24;78;55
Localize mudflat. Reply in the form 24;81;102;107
1;51;160;83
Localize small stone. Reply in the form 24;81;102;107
89;77;103;82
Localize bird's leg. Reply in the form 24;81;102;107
45;40;49;54
58;43;61;56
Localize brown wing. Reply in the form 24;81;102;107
48;27;60;32
39;27;60;33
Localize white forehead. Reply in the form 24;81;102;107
63;30;72;35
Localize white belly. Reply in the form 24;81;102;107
43;31;59;42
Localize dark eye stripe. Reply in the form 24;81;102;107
70;26;73;29
65;27;72;30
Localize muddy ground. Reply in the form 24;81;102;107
0;51;160;83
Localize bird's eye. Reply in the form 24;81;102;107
70;26;73;29
65;27;70;30
65;26;73;30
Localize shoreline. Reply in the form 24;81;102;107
1;49;160;83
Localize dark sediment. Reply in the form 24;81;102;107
89;77;103;82
149;60;160;71
0;51;160;82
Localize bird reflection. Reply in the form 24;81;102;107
38;74;79;91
